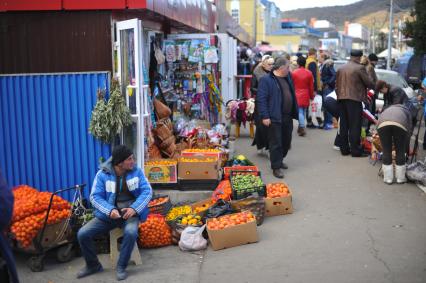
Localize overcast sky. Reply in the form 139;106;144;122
272;0;362;12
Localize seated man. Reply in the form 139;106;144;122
77;145;152;281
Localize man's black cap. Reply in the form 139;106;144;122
350;49;363;57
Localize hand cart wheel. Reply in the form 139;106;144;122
27;256;44;272
56;243;75;263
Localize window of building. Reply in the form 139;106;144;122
231;9;239;23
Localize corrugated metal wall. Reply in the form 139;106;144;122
0;72;112;201
0;11;113;74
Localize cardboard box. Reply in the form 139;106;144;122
144;162;177;183
181;150;221;161
206;217;258;251
178;156;218;180
264;191;293;217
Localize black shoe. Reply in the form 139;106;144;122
341;150;351;156
351;152;369;157
77;263;103;279
281;162;288;169
307;124;317;129
273;169;284;179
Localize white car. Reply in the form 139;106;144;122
375;69;415;111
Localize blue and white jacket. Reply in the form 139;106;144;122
90;157;152;222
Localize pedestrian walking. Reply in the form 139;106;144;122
319;53;336;130
257;57;298;178
377;104;412;184
335;49;375;157
251;55;274;154
306;48;323;128
365;53;379;135
292;56;314;136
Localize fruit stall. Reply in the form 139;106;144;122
6;155;295;271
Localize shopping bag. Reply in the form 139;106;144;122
310;95;323;118
178;225;207;251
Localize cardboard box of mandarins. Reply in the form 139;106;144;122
206;211;258;251
264;183;293;217
178;156;218;180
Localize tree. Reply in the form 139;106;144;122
403;0;426;55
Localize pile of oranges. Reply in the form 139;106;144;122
138;214;172;248
183;149;221;153
10;185;71;248
145;160;177;166
207;211;256;230
266;183;290;199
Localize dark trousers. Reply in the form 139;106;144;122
378;125;408;165
268;115;293;169
338;100;363;155
322;88;334;125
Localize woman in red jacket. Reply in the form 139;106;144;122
292;56;314;136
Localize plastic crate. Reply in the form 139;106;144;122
179;179;219;191
148;195;172;216
230;170;266;200
223;166;258;180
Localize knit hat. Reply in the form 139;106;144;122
112;145;133;166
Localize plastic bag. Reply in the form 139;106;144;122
204;199;234;221
178;225;207;251
310;95;323;119
406;159;426;185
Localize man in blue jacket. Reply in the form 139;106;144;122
257;57;298;178
77;145;152;281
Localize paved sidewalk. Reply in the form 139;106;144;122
15;126;426;283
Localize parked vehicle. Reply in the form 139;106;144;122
333;60;348;71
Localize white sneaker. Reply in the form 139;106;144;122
333;146;340;151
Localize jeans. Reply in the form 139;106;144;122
298;107;307;128
268;114;293;169
77;217;139;269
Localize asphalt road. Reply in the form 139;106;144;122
14;125;426;283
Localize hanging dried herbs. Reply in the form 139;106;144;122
89;79;132;143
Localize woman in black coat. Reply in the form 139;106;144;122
251;55;274;153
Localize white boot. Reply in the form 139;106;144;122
382;164;394;184
395;165;407;184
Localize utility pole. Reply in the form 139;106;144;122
253;0;257;46
372;18;376;54
387;0;393;70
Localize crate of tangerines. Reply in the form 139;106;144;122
264;183;293;217
206;211;259;251
148;195;172;216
